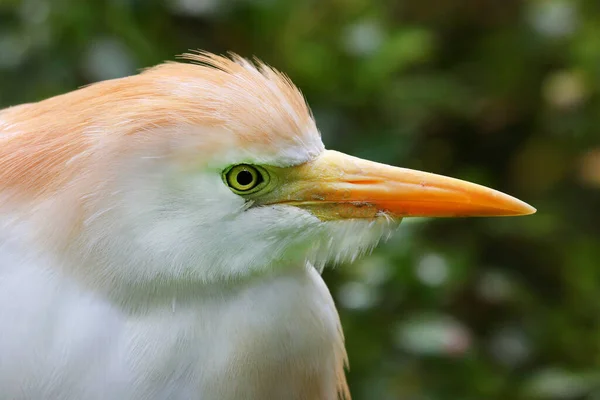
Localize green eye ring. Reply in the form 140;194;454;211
223;164;269;194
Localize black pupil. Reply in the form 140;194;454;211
236;170;254;186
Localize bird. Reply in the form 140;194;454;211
0;51;535;400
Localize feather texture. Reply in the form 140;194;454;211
0;52;358;399
0;52;319;203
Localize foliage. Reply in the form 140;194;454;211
1;0;599;398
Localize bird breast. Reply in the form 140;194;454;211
0;242;348;400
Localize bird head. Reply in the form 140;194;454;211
0;52;535;292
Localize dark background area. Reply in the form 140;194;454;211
1;0;599;398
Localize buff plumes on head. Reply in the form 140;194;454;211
0;52;534;400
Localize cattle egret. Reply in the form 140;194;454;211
0;52;535;400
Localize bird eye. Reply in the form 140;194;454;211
224;164;266;194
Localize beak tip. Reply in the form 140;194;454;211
487;189;536;217
510;200;536;216
522;204;537;216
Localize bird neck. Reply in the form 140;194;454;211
72;259;312;315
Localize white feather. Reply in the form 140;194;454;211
0;132;393;399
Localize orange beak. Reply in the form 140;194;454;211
262;150;535;221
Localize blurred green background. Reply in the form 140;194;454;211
1;0;599;398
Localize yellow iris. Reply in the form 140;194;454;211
225;165;266;193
